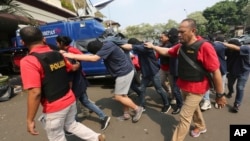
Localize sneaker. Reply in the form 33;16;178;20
170;99;176;105
132;106;143;122
13;85;22;94
65;131;73;136
161;105;171;113
142;106;146;112
98;134;106;141
231;104;240;113
226;92;232;98
172;107;181;115
191;128;207;137
117;113;131;121
101;116;111;130
201;100;212;111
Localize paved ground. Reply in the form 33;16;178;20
0;77;250;141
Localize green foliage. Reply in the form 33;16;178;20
203;0;249;35
242;0;250;33
164;19;179;29
123;0;250;37
61;0;75;12
124;20;178;42
188;11;208;35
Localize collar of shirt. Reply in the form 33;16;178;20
29;45;52;54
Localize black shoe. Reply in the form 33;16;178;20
161;105;171;113
172;107;181;115
65;131;73;136
231;104;240;113
226;93;232;98
101;116;111;130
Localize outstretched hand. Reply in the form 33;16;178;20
144;42;154;48
60;51;74;59
215;96;227;109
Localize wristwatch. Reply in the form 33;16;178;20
216;93;225;98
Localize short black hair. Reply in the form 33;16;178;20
127;38;143;45
167;28;179;44
161;30;169;37
19;26;43;46
56;35;72;46
215;36;225;42
228;39;241;46
87;39;103;54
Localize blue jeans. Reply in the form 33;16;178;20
227;71;250;106
203;74;227;101
169;74;183;108
139;72;169;107
130;71;142;96
79;92;106;120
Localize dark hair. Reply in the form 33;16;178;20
19;26;43;46
87;39;103;54
167;28;179;44
215;36;225;42
181;18;197;29
203;34;214;42
56;35;72;46
228;39;241;46
161;30;169;37
127;38;143;45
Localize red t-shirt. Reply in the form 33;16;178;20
20;45;75;113
66;46;83;55
168;39;220;94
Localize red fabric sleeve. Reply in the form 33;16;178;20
20;56;42;90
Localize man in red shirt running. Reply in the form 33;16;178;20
144;18;227;141
20;26;105;141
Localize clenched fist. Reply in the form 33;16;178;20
215;96;227;109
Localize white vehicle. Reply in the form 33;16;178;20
231;34;250;45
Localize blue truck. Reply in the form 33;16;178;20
1;17;111;78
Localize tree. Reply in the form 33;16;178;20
242;1;250;33
187;11;207;35
164;19;179;29
124;19;179;42
203;0;249;35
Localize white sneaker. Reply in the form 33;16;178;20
201;100;212;111
170;99;176;105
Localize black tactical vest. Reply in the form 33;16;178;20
159;43;170;65
31;51;70;102
178;40;206;81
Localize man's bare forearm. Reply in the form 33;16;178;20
27;88;41;122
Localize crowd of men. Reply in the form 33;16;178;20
19;18;250;141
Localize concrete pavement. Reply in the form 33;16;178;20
0;78;250;141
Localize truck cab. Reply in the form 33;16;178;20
0;21;28;73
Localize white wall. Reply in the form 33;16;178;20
16;1;76;23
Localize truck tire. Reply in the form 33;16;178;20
0;75;12;102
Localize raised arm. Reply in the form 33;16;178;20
120;44;133;51
223;42;240;51
62;52;101;62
